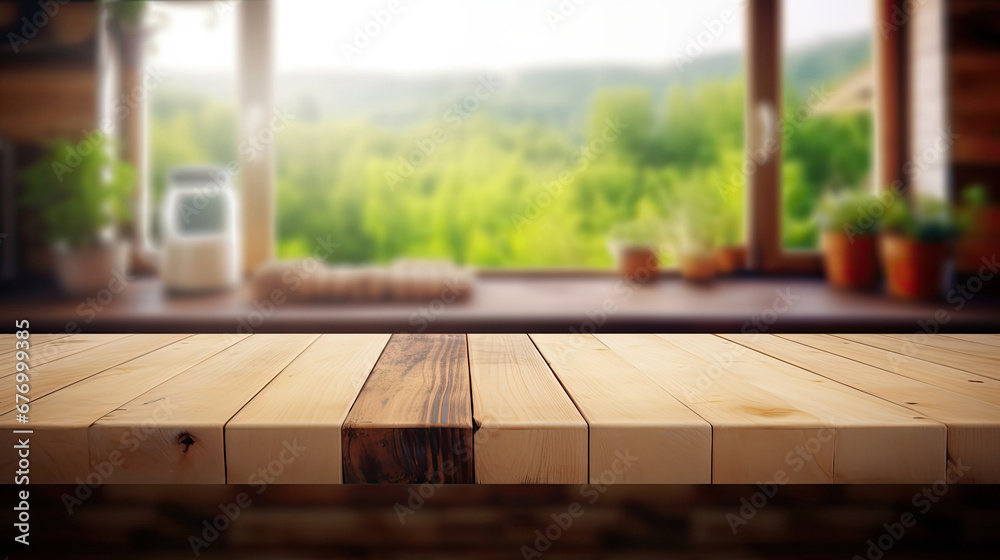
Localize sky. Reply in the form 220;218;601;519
146;0;875;74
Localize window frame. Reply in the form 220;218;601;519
231;0;903;275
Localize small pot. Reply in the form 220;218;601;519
614;244;659;283
715;245;747;275
820;231;878;290
53;240;130;296
956;205;1000;275
879;234;950;300
679;251;716;282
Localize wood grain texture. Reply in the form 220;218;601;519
941;334;1000;348
690;335;947;483
0;333;132;378
88;335;318;484
882;333;1000;359
836;334;1000;381
342;334;474;483
0;335;246;483
0;334;185;415
731;334;1000;484
776;334;1000;407
468;334;587;483
530;334;711;484
226;334;390;484
597;334;837;483
0;333;71;356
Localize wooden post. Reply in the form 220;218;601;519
238;0;275;274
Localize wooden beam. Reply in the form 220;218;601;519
226;334;389;484
0;335;246;483
342;334;474;483
468;334;587;483
238;0;275;273
88;334;317;483
729;334;999;484
530;334;712;483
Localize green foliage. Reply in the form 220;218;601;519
19;136;135;248
148;71;870;266
879;192;958;243
961;183;990;207
816;190;881;236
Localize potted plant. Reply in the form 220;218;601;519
20;136;136;295
666;173;723;283
714;194;746;275
878;192;958;300
608;218;664;283
956;183;1000;276
816;190;880;290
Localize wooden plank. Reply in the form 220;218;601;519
468;334;587;484
775;334;1000;407
0;334;247;483
0;334;185;415
0;333;71;356
727;334;1000;484
597;334;839;483
342;334;473;483
941;334;1000;348
530;334;711;484
226;334;390;484
836;334;1000;381
679;335;947;483
0;333;133;375
882;333;1000;360
88;334;318;484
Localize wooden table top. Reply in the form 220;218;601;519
3;333;998;484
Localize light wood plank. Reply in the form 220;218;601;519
88;334;318;484
882;333;1000;360
0;334;186;415
836;334;1000;381
679;335;947;483
342;334;473;483
597;334;839;483
0;333;133;377
0;335;247;483
775;334;1000;407
941;334;1000;349
530;334;711;484
727;334;1000;484
0;333;72;356
225;334;390;484
468;334;587;484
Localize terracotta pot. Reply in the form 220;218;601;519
820;231;878;290
53;240;130;296
615;245;659;283
679;252;716;282
715;245;747;275
879;234;950;300
956;205;1000;274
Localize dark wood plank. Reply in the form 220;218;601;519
342;334;473;483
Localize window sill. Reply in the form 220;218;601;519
2;275;998;334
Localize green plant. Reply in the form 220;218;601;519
816;189;881;237
879;192;958;243
19;136;135;248
608;217;667;247
956;183;990;233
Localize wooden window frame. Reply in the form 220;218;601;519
745;0;898;274
234;0;902;276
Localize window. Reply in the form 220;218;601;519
130;0;888;275
781;0;875;251
272;0;745;268
138;1;238;245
